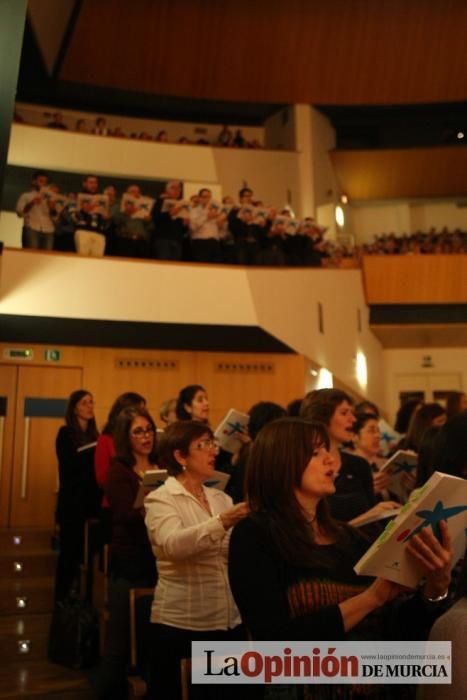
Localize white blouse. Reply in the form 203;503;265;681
144;476;241;631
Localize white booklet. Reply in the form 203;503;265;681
214;409;250;453
121;193;155;219
380;449;418;503
41;187;69;213
135;468;230;508
142;469;169;487
77;441;98;453
378;418;401;456
236;205;255;220
252;207;270;226
355;507;402;528
134;469;169;509
77;193;109;217
204;470;230;492
161;198;190;218
354;471;467;587
285;219;300;236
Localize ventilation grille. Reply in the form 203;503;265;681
215;362;274;374
116;358;179;370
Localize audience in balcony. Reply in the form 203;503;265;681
217;124;233;146
14;107;264;149
92;116;109;136
362;229;467;255
47;112;68;130
155;130;169;142
75;118;88;132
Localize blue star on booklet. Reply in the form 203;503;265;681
354;471;467;587
380;449;418;503
214;409;249;454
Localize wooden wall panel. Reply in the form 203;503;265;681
60;0;467;105
194;352;306;426
0;343;84;368
0;344;305;428
82;347;197;427
332;147;467;201
362;255;467;304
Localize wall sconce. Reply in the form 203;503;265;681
316;368;333;389
356;351;368;389
335;205;345;228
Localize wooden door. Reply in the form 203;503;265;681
9;366;82;528
0;365;18;528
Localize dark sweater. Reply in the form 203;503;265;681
229;516;368;641
105;460;156;583
327;451;376;522
55;426;101;524
229;515;443;644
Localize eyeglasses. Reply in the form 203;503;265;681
130;426;155;438
193;439;220;452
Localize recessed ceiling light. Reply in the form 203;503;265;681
457;131;464;139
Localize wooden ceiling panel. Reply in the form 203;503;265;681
60;0;467;105
331;146;467;200
371;325;467;349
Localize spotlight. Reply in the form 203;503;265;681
457;131;464;140
13;536;22;546
13;562;23;573
16;597;27;609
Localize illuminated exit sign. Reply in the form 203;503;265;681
44;349;61;362
3;349;33;360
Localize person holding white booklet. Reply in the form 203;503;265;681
98;406;157;699
145;420;249;700
229;418;453;699
54;390;101;601
300;389;399;528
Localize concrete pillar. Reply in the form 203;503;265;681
0;0;27;208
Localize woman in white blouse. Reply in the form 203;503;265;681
144;420;248;700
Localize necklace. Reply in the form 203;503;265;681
181;479;205;500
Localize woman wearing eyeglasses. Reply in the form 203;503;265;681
97;406;158;700
144;420;249;700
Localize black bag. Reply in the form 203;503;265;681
48;597;99;669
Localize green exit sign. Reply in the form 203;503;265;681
44;349;61;362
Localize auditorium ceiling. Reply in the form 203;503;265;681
19;0;467;199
